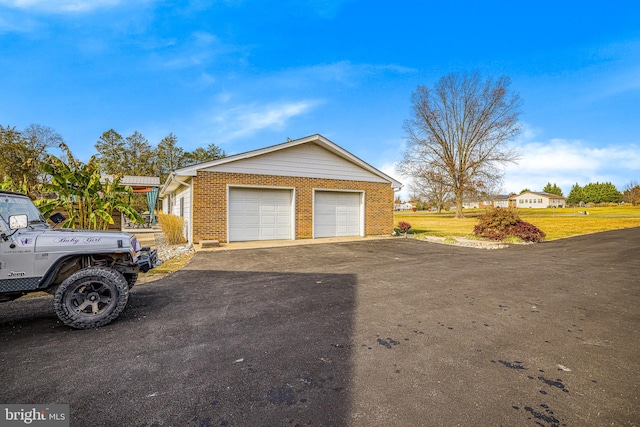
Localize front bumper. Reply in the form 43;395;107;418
137;248;162;273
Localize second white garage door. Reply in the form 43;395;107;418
314;191;362;238
228;188;293;241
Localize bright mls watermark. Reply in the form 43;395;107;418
1;405;69;427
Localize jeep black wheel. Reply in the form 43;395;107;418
53;267;129;329
124;273;138;289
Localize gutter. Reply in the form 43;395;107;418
159;173;191;198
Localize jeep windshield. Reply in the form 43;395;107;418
0;193;48;227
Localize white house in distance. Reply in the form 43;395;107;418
514;191;566;208
394;202;414;211
493;195;513;208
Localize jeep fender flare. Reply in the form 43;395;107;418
37;252;136;292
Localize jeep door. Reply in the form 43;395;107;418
0;225;38;291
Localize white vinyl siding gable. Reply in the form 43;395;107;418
170;186;190;217
204;143;389;183
162;197;169;214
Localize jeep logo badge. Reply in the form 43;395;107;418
8;271;26;277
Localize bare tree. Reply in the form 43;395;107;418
23;124;65;187
23;124;64;152
398;72;522;218
623;181;640;205
409;167;452;213
0;124;59;195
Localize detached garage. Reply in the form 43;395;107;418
160;134;402;244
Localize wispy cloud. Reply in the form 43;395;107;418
168;61;414;145
586;39;640;98
223;102;317;140
273;61;416;88
150;31;242;71
193;100;319;144
0;0;132;13
598;63;640;100
538;38;640;105
0;13;37;32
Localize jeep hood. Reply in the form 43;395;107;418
32;229;136;253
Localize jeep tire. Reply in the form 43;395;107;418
124;273;138;289
53;267;129;329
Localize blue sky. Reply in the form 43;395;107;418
1;0;638;199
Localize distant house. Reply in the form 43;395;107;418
493;194;516;208
514;191;566;208
394;202;414;211
464;195;511;209
462;200;479;209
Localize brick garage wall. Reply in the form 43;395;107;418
192;171;394;243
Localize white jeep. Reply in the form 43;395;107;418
0;190;161;329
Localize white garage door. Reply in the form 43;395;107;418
229;188;292;242
314;191;361;238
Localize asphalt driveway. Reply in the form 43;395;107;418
1;228;639;426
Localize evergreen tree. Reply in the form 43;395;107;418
567;183;583;205
124;131;155;176
582;183;600;203
569;182;623;204
182;143;226;166
97;130;225;181
95;130;155;176
599;182;623;203
155;133;185;183
95;130;126;174
543;182;563;196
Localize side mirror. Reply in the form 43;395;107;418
9;214;28;230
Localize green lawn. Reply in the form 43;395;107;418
394;206;640;241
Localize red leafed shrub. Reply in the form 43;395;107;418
506;221;546;242
397;221;412;233
474;207;519;230
474;208;545;243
